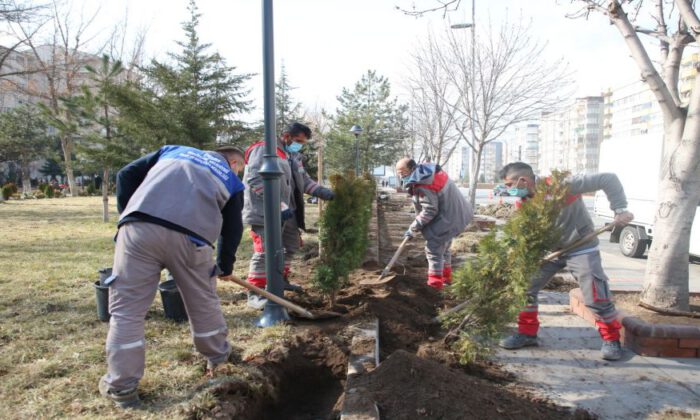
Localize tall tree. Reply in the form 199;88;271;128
0;104;50;193
275;63;304;136
570;0;700;311
274;63;318;176
441;20;570;205
10;0;107;197
406;31;460;166
326;70;409;175
66;55;139;222
135;0;253;149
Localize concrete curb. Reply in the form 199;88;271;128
340;319;380;420
569;288;700;357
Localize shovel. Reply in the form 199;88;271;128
218;275;341;320
540;224;612;263
434;224;614;323
360;236;411;286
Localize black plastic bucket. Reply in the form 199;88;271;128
98;267;112;285
94;280;110;322
158;279;188;322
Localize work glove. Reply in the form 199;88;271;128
282;208;295;222
315;188;335;201
404;229;415;240
613;210;634;227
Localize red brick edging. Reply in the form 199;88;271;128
569;288;700;358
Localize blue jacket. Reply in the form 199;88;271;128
116;145;245;276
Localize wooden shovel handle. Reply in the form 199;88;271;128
218;274;315;319
542;225;612;262
380;236;411;278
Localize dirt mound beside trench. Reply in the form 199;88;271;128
338;270;443;355
351;350;592;420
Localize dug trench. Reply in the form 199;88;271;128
192;197;593;419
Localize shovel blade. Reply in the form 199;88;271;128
359;273;398;286
290;309;342;320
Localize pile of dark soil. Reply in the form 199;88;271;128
352;350;592;420
340;271;442;354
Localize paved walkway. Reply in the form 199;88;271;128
494;292;700;419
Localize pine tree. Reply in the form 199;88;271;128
64;55;141;222
125;0;253;150
326;70;409;175
0;105;50;193
275;63;304;136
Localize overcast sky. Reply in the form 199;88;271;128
85;0;670;117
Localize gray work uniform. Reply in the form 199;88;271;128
517;173;627;339
103;146;244;392
406;163;473;281
242;141;331;287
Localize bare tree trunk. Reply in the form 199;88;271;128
468;146;483;206
102;167;110;223
59;135;76;196
641;115;699;311
20;160;31;194
601;0;696;311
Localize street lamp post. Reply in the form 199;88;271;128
350;125;363;176
257;0;289;327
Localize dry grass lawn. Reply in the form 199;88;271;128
0;196;320;418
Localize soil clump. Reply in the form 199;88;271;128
351;350;593;420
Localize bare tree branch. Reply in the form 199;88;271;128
435;16;571;202
395;0;461;18
605;0;682;114
635;26;673;43
676;0;700;40
406;30;461;166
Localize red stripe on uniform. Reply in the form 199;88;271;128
518;311;539;335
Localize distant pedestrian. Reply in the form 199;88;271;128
396;158;473;290
99;145;246;408
497;162;634;361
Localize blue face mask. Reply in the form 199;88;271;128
506;177;529;197
507;187;530;198
286;141;303;153
401;175;412;184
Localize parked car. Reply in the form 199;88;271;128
493;184;510;197
306;196;318;204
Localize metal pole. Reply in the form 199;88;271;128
354;134;360;176
470;0;476;163
257;0;289;327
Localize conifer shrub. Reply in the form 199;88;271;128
2;182;18;200
444;171;571;363
313;173;375;305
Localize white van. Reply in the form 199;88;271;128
593;134;700;258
